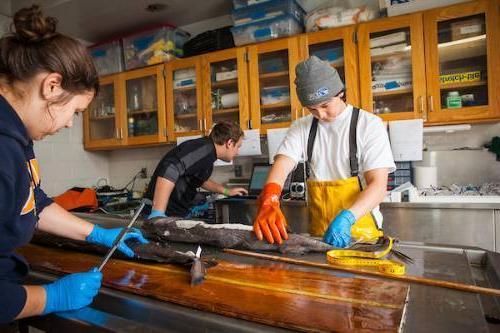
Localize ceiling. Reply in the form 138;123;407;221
10;0;233;43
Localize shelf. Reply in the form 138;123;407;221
212;108;239;115
174;85;196;92
175;113;198;120
371;49;411;63
373;88;413;97
211;79;238;89
260;102;291;110
438;34;486;63
90;114;115;121
440;80;486;90
260;71;289;80
128;108;157;116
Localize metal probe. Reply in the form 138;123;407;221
97;198;151;271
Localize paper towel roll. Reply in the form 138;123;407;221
221;92;239;108
413;166;437;189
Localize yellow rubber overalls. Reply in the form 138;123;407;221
306;107;383;242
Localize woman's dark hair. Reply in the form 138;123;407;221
209;121;244;145
0;5;99;97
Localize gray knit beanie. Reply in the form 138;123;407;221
294;56;345;107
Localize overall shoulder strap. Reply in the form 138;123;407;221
349;107;360;177
306;117;319;179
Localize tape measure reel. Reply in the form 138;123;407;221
326;237;406;276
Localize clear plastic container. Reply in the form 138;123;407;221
260;85;290;105
89;40;124;76
122;26;190;70
233;0;273;9
232;0;305;26
231;14;303;46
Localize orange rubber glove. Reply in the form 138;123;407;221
253;183;288;244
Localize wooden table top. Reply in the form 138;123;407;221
19;244;409;332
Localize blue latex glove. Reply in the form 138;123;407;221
147;209;167;220
323;210;356;248
43;268;102;314
85;225;148;257
187;202;210;218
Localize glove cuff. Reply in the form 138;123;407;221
259;183;282;206
85;224;103;244
341;210;357;226
42;283;57;314
148;209;167;220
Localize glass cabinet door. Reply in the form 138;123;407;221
204;48;249;131
358;14;426;120
166;58;203;140
303;26;360;113
248;38;300;132
125;75;158;137
122;65;166;144
437;14;488;110
88;81;118;141
424;0;497;122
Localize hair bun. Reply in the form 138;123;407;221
13;5;57;42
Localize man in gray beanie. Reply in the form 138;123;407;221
253;56;395;248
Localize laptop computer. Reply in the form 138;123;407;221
225;163;291;200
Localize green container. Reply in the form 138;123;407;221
446;91;462;109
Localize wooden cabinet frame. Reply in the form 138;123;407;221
121;65;167;145
423;0;500;124
165;57;204;141
247;37;301;134
84;73;124;149
201;47;250;134
358;13;427;122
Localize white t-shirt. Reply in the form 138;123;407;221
277;104;396;181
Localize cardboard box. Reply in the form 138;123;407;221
451;18;484;41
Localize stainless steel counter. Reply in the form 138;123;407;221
214;200;500;251
22;211;500;333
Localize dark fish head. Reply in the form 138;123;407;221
190;258;207;286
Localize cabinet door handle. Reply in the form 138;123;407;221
115;128;119;139
429;95;434;113
203;118;207;133
419;96;427;121
119;128;123;139
199;119;202;131
248;119;252;129
301;107;305;118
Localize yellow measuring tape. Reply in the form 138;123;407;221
326;237;406;276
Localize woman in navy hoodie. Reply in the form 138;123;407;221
0;6;148;323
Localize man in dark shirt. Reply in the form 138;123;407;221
145;121;247;218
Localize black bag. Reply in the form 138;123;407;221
183;26;235;57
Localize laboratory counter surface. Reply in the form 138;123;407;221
16;213;500;333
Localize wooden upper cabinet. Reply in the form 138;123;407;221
358;13;427;122
300;25;360;112
201;48;250;134
165;57;204;141
122;65;167;145
423;0;499;124
84;74;123;149
247;37;301;134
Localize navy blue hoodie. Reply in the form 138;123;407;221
0;95;53;323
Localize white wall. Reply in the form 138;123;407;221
34;116;110;196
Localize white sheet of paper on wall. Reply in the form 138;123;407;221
267;127;289;164
238;129;262;156
389;119;423;162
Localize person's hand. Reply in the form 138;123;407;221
227;187;248;196
147;209;167;220
253;183;288;244
323;210;356;248
187;202;210;218
85;225;149;257
43;268;102;314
